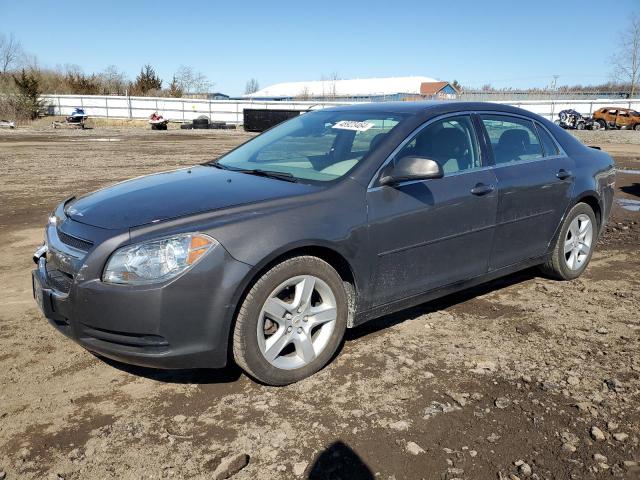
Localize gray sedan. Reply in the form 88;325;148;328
32;102;615;385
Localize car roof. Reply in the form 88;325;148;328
321;101;538;118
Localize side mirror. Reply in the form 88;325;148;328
378;155;444;186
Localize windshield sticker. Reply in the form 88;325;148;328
332;120;374;132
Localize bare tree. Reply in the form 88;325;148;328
100;65;128;95
0;33;24;74
328;72;339;99
296;86;310;100
245;78;260;95
173;65;211;94
612;14;640;97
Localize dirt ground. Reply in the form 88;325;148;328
0;123;638;480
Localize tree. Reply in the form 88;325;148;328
131;64;162;96
612;14;640;97
167;75;183;97
12;69;45;119
173;65;211;94
64;65;101;94
245;78;260;95
100;65;128;95
451;79;462;92
0;33;23;74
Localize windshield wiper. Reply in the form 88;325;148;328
206;163;297;182
238;169;298;182
205;162;231;170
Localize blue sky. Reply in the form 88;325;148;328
1;0;637;95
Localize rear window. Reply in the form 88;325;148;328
480;115;543;164
535;123;560;157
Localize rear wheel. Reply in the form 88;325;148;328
540;203;596;280
597;119;607;130
233;256;348;385
634;124;640;131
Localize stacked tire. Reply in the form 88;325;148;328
192;116;210;129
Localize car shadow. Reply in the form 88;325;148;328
307;440;374;480
95;354;243;384
346;267;539;342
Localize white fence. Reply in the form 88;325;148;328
41;94;640;124
42;94;351;124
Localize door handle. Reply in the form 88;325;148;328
470;183;494;196
556;169;572;180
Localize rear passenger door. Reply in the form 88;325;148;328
479;114;575;270
616;110;631;129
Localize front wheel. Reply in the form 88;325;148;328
540;203;597;280
233;256;348;385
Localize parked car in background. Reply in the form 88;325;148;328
32;102;615;385
555;109;598;130
592;107;640;130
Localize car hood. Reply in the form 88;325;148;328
65;166;317;229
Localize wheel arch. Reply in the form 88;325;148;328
573;192;603;231
224;242;359;361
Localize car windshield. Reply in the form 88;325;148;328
215;110;408;182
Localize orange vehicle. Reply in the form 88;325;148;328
592;107;640;130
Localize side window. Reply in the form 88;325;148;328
480;115;543;164
395;115;481;175
535;123;560;157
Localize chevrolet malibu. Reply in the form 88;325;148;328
32;102;615;385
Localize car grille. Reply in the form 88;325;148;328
57;230;93;251
46;263;73;294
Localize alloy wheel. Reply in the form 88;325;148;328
564;214;593;270
257;275;337;370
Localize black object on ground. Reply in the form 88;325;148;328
243;109;302;132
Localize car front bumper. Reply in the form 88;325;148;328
32;217;252;370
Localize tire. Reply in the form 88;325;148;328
180;123;193;130
634;124;640;131
192;116;210;127
597;119;607;130
233;256;348;386
576;122;585;130
540;203;597;280
151;123;167;130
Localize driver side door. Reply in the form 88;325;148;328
365;114;498;307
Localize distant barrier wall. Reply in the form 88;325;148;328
41;95;350;124
41;94;640;124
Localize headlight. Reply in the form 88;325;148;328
103;233;218;285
